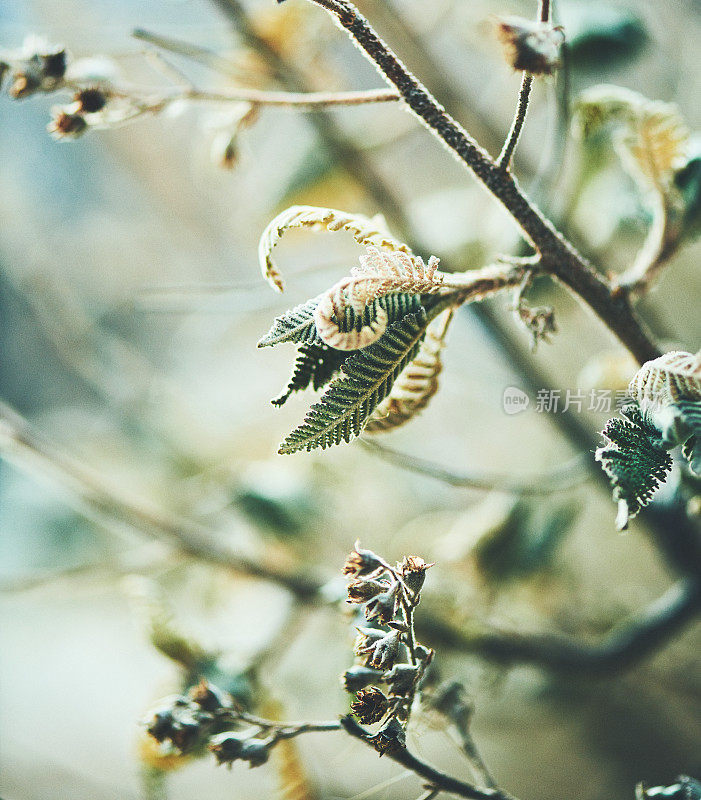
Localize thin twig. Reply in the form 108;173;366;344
497;73;533;171
63;76;401;109
359;439;588;494
340;716;514;800
0;401;322;600
615;192;682;297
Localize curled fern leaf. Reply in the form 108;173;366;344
271;344;349;407
313;247;444;350
278;310;429;454
629;350;701;407
596;403;673;530
257;292;426;349
365;310;452;433
259;205;411;292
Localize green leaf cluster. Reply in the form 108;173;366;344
260;292;444;454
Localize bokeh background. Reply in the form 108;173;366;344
1;0;700;798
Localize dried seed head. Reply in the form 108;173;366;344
189;679;233;713
399;556;434;597
209;732;246;767
7;40;68;99
74;86;108;113
383;663;420;696
364;583;400;625
359;629;401;670
40;49;67;79
343;541;384;577
369;717;406;756
143;694;214;753
9;73;38;99
347;578;387;604
414;644;434;665
341;665;384;693
239;739;270;767
495;16;565;75
350;687;390;724
48;110;87;139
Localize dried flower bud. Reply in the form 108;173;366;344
7;40;68;98
341;665;384;693
240;739;270;767
359;629;401;670
74;86;108;113
143;692;219;753
144;696;213;753
351;687;390;724
209;732;246;766
347;578;387;604
495;16;565;75
383;664;419;696
353;625;385;656
40;49;67;79
343;541;384;577
414;644;434;665
48;110;87;139
399;556;434;597
188;679;233;713
369;717;406;756
364;582;400;625
9;73;38;99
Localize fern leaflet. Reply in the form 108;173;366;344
595;403;673;530
271;344;348;407
279;310;429;454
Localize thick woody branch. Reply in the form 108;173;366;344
417;578;701;675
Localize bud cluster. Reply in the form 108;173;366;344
340;542;434;756
143;679;278;769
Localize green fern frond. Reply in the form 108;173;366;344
257;292;426;349
678;399;701;475
278;310;429;454
596;403;673;530
271;344;349;407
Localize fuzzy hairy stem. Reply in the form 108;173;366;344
497;73;533;170
291;0;659;365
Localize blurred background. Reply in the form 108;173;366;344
1;0;700;798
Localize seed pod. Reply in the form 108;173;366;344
495;16;565;75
